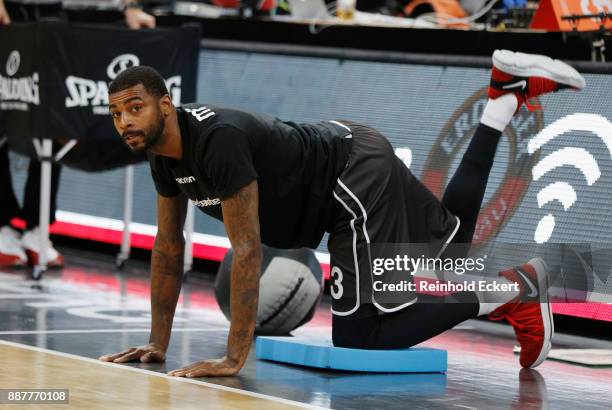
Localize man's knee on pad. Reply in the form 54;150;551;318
332;316;377;349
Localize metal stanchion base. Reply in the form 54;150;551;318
32;265;46;281
115;253;129;270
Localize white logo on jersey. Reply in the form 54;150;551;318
192;197;221;207
185;106;215;122
175;176;195;184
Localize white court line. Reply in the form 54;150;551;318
0;328;226;335
0;339;329;410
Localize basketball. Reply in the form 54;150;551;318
215;245;324;335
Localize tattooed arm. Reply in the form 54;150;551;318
149;193;188;351
223;180;262;371
100;193;187;364
168;180;261;377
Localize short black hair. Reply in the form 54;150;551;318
108;65;169;99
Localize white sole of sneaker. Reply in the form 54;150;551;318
493;49;586;90
527;257;554;368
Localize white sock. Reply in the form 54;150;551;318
476;275;521;316
480;94;519;132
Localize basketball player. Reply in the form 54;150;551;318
99;50;585;376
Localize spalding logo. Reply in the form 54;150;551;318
0;50;39;110
106;54;140;80
6;50;20;77
65;53;181;114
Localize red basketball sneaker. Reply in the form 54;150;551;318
489;258;553;368
489;50;586;112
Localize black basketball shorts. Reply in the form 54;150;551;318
326;121;460;318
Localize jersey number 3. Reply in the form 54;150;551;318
330;266;344;300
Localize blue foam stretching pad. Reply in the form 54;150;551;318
255;337;447;373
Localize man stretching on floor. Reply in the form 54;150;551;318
99;50;585;376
